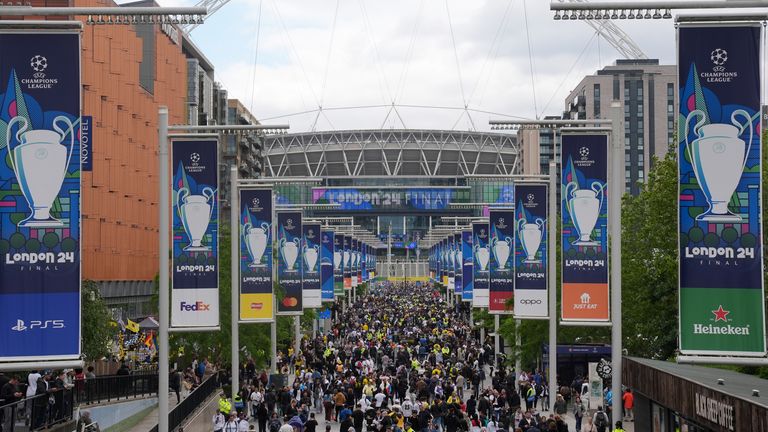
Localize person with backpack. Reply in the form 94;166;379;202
591;407;609;432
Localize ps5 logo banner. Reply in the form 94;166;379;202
171;139;219;328
0;31;82;362
239;188;274;322
678;24;766;356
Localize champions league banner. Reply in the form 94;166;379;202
514;184;548;318
489;210;514;314
321;230;334;302
277;211;302;315
351;238;359;287
343;235;352;289
462;230;473;302
678;24;766;356
441;238;449;286
454;233;462;296
472;222;490;308
239;189;273;322
333;233;344;296
172;139;219;328
361;242;367;283
0;32;82;361
302;223;322;308
448;235;456;293
561;133;609;322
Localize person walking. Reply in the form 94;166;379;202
572;396;586;432
591;407;609;432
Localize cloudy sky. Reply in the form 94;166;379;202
158;0;677;132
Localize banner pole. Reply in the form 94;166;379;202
610;102;623;421
515;319;521;387
294;316;301;361
548;160;557;408
494;315;500;372
230;165;239;400
158;107;170;432
270;192;278;375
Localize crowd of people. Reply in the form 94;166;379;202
216;281;631;432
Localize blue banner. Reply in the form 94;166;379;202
472;222;489;308
321;230;334;302
343;235;351;289
361;241;367;283
171;139;219;328
239;188;273;322
678;24;765;355
80;115;92;171
561;133;609;321
462;230;473;302
277;211;302;315
454;233;462;296
333;233;343;297
490;210;514;314
351;238;359;287
514;184;548;318
302;223;322;308
0;31;81;361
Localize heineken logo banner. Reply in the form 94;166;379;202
0;31;82;361
454;233;462;296
343;235;351;289
514;183;548;319
172;139;219;328
561;133;609;322
678;24;766;356
461;230;473;302
333;233;344;296
472;221;490;308
302;223;322;308
490;209;514;314
277;211;302;315
321;230;335;302
239;188;273;322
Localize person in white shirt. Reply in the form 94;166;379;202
238;413;251;431
224;413;240;432
25;370;41;419
213;412;226;432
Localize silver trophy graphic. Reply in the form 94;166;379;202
334;250;342;270
565;181;605;246
454;248;462;269
343;249;350;268
304;243;319;273
474;242;490;271
518;217;544;263
280;237;300;272
243;222;270;267
492;235;512;270
6;115;75;228
685;109;753;222
177;186;215;251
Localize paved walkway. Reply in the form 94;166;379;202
125;392;179;432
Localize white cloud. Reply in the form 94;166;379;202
179;0;676;132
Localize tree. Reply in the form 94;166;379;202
82;280;119;360
621;147;679;359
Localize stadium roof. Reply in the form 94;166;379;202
263;129;519;178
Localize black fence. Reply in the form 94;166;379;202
78;373;158;405
0;389;74;432
150;371;222;432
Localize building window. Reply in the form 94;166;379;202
638;170;644;179
638;136;644;150
593;84;601;117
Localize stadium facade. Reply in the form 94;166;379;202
263;129;520;259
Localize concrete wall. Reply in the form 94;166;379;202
85;397;158;430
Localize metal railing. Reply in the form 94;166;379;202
78;372;159;405
0;389;74;432
150;371;222;432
